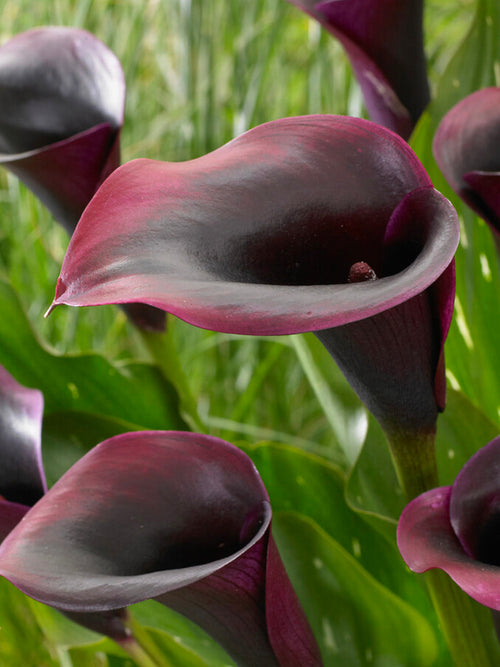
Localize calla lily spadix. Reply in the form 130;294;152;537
286;0;430;139
0;364;130;640
49;115;459;446
0;26;164;331
397;436;500;611
0;431;322;667
433;87;500;239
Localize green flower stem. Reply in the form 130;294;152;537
385;427;439;501
138;325;205;433
120;615;175;667
425;569;500;667
119;636;163;667
386;427;500;666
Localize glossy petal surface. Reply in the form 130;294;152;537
0;431;320;666
433;87;500;233
0;365;45;506
450;437;500;565
52;115;458;336
288;0;429;138
398;486;500;610
0;27;164;331
0;26;124;233
51;115;458;434
316;187;456;432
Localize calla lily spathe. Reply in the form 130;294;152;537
286;0;430;139
433;87;500;238
0;364;46;538
49;114;459;440
398;436;500;610
0;364;129;640
0;430;322;667
0;26;124;233
0;26;164;331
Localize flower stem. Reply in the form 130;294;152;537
120;615;176;667
138;324;205;432
385;427;439;501
386;427;500;666
425;569;500;666
119;637;162;667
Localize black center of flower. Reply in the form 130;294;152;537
348;262;378;283
476;512;500;566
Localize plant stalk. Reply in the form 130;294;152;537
120;615;175;667
139;325;205;432
386;426;500;666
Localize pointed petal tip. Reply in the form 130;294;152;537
44;302;57;318
46;277;68;317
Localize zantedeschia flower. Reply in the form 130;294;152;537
0;365;46;539
433;87;500;238
0;364;129;640
0;26;123;233
0;26;164;331
0;431;321;667
397;436;500;610
286;0;430;139
49;115;459;439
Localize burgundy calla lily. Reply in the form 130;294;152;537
433;87;500;239
0;26;124;233
0;364;46;539
49;115;459;443
0;364;129;640
0;26;164;331
287;0;430;139
397;435;500;610
0;431;321;667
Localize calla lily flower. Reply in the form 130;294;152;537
49;115;459;441
397;436;500;610
0;364;129;640
0;26;164;331
0;26;124;233
433;87;500;238
0;430;321;667
286;0;430;139
0;364;46;538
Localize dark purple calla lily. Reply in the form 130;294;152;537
0;26;124;233
0;364;130;640
0;26;164;331
397;436;500;610
0;431;321;667
286;0;429;139
49;115;459;440
0;365;45;538
433;87;500;238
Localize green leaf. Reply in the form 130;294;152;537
243;442;431;616
42;411;138;485
345;389;500;525
412;0;500;175
0;579;59;666
291;333;367;466
345;416;403;538
273;512;439;667
28;600;103;649
411;0;500;426
131;601;235;667
436;387;500;485
0;277;185;431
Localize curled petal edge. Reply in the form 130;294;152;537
397;487;500;611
